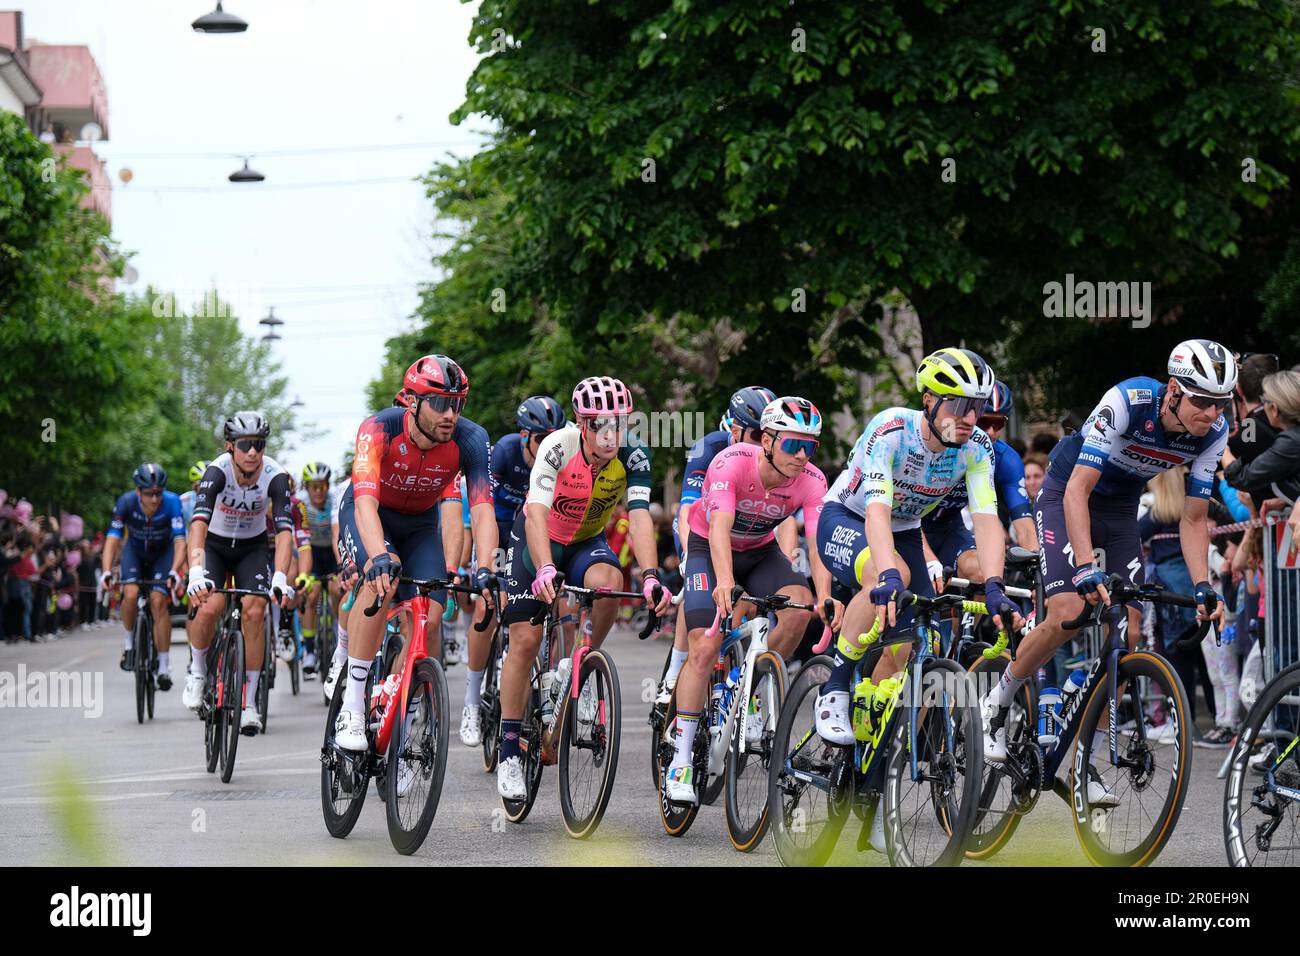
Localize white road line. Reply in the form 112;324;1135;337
0;750;319;792
0;790;175;807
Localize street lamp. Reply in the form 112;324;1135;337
192;2;248;33
229;157;265;183
259;307;283;341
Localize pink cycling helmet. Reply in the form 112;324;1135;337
572;376;634;417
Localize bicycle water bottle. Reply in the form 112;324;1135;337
1061;668;1086;708
540;670;556;725
1036;687;1062;746
709;680;726;740
851;677;878;741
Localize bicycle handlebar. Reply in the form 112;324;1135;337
525;573;665;638
363;576;499;619
1060;574;1217;650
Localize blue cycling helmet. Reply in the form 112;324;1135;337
983;380;1014;418
728;386;777;431
132;462;168;490
516;395;566;433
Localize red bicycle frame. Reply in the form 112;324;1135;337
372;593;433;755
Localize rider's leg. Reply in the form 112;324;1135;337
242;593;267;705
149;588;171;672
120;583;140;655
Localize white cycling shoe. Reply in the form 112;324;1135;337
302;651;318;677
334;708;367;752
498;756;526;800
183;673;205;711
813;690;854;746
663;765;698;805
460;706;482;747
1084;765;1121;808
240;710;263;735
980;692;1009;764
654;675;676;707
277;634;296;663
323;659;342;701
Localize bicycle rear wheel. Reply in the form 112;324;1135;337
647;641;674;789
386;657;451;854
655;686;704;837
321;664;369;838
725;651;786;852
965;653;1038;860
1073;651;1191;866
883;657;982;867
1224;665;1300;866
767;656;849;866
204;667;220;773
480;628;502;773
559;650;621;839
145;639;157;720
219;632;245;783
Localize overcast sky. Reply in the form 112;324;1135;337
24;0;484;474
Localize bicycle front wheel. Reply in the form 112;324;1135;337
559;650;622;839
883;657;982;867
1073;651;1192;867
725;651;786;852
219;633;245;783
1224;665;1300;866
321;664;369;838
134;614;149;724
386;658;450;855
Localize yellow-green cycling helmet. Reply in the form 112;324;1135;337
916;347;995;400
188;460;209;483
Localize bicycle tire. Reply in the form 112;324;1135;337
1072;651;1191;867
647;641;674;790
767;656;848;866
145;636;156;721
204;663;220;774
321;663;369;838
656;683;704;837
559;650;622;839
480;628;502;773
219;631;245;783
134;612;148;725
256;631;272;735
964;652;1037;861
386;657;451;855
501;686;544;824
1224;665;1300;867
290;655;301;696
883;657;982;867
725;651;786;852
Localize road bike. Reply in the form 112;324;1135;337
111;578;172;724
192;587;269;784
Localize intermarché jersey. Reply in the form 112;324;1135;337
352;406;491;515
297;487;336;548
192;454;293;541
825;407;997;530
687;443;825;551
680;429;731;506
1045;376;1229;502
526;425;652;545
107;490;186;552
925;437;1032;526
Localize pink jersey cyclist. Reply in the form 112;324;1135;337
687;443;825;551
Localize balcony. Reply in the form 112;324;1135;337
26;43;108;141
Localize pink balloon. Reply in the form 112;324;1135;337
14;499;33;521
64;550;82;570
61;513;84;541
56;593;73;611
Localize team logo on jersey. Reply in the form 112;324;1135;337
1126;388;1153;404
626;448;650;472
545;445;565;470
398;442;408;456
847;467;863;494
1144;420;1154;432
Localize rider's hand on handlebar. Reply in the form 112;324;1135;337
530;563;559;604
1194;580;1225;629
271;570;296;608
365;553;399;602
339;561;359;592
712;579;737;623
187;566;213;604
982;576;1023;634
100;569;115;592
473;566;499;599
926;559;945;595
819;597;844;632
642;570;671;615
1072;564;1110;607
870;568;904;628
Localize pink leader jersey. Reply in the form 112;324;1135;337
687;443;825;550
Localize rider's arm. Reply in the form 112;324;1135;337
970;512;1007;581
268;473;295;577
524;502;552;573
1011;516;1038;551
708;509;738;591
168;495;187;574
776;515;799;562
351;417;393;569
1062;465;1102;571
102;494;126;575
1179;496;1212;585
101;534;120;576
628;506;659;580
469;501;496;574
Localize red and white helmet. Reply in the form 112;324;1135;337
572;376;633;417
397;354;469;408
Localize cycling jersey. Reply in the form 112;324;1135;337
107;490;185;552
526;425;652;545
489;432;532;522
680;429;731;506
1044;376;1229;502
192;454;294;540
179;489;197;527
686;443;825;551
825;408;997;530
352;406;491;515
925;437;1032;525
297;487;336;548
268;497;311;550
331;480;349;525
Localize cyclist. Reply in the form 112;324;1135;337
100;463;186;690
184;412;297;735
180;461;207;528
980;339;1233;802
333;355;497;753
322;473;354;701
298;461;340;676
496;375;672;800
813;348;1022;750
663;396;843;805
921;380;1038;584
656;386;782;707
270;473;313;663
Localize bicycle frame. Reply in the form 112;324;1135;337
708;614;771;775
371;593;433;756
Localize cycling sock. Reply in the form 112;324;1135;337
191;646;208;677
344;657;369;713
670;709;701;769
501;719;521;761
245;670;260;705
123;628;133;650
823;631;869;694
995;666;1026;709
337;623;349;657
664;649;689;685
464;668;484;709
158;651;170;674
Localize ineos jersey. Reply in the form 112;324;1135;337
192;453;294;540
825;407;997;531
352;406;491;515
1044;376;1228;502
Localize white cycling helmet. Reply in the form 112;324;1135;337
760;396;823;437
1168;339;1237;398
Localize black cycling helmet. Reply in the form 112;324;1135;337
516;395;566;434
132;462;168;489
728;386;777;431
223;410;270;442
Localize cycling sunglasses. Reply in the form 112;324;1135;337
977;414;1008;432
233;438;266;453
584;415;628;433
778;437;819;457
941;396;984;417
1183;392;1231;411
138;488;163;498
422;394;466;413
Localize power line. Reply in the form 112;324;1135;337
99;140;485;160
92;175;420;193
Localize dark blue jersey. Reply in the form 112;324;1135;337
107;490;185;553
489;432;532;522
680;429;732;506
923;438;1033;528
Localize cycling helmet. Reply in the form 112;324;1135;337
760;396;823;437
983;380;1014;418
516;395;566;433
719;411;734;433
916;347;995;400
188;460;208;483
223;411;270;441
400;354;469;403
1168;340;1237;398
301;461;331;484
572;376;634;417
728;386;777;431
132;462;167;490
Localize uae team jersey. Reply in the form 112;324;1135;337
351;406;492;515
526;425;652;545
1044;376;1229;502
825;407;997;530
686;443;825;551
192;454;294;540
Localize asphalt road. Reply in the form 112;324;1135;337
0;621;1239;867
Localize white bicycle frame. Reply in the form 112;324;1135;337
707;613;784;775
